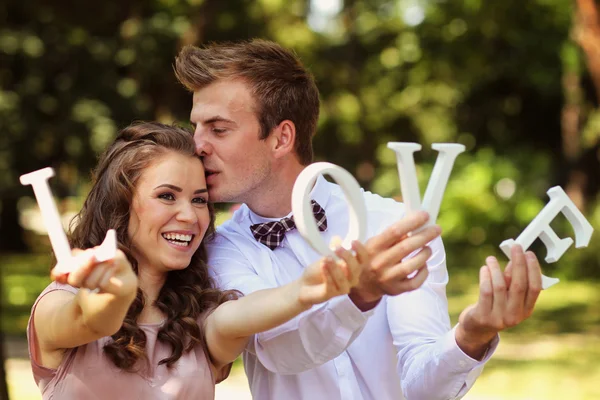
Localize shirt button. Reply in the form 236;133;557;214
459;360;468;368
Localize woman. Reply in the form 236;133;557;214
27;122;368;399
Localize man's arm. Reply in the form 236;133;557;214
389;242;541;400
456;245;542;358
209;210;440;374
386;236;493;400
208;237;371;375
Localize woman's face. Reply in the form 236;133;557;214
128;150;210;273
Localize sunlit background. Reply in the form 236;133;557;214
1;0;600;399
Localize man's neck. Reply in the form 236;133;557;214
245;162;304;218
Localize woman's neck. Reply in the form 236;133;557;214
136;266;168;324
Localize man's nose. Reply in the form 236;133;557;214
194;131;212;157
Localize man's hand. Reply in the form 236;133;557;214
456;245;542;359
349;211;441;311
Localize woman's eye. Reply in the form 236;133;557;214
192;196;208;205
158;193;175;201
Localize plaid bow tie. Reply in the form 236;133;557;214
250;200;327;250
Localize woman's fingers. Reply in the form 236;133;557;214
49;247;135;298
335;246;359;283
328;255;350;294
352;240;369;267
320;258;337;295
84;262;116;291
64;250;97;287
82;262;108;290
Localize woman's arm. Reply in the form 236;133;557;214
204;242;369;369
34;249;138;356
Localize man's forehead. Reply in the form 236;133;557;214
192;80;251;102
191;89;254;120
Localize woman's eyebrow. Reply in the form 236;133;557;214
154;184;182;192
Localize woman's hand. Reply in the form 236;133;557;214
298;240;369;307
51;248;138;299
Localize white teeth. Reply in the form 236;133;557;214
162;233;193;243
169;240;189;247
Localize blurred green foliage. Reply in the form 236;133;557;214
1;254;51;336
3;4;600;399
1;0;600;330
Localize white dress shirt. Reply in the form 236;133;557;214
207;176;498;400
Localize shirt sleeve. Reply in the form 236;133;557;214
388;236;499;400
208;234;372;375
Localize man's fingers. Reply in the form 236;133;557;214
508;245;527;292
524;251;542;314
379;246;431;283
390;225;440;259
370;226;439;272
394;265;429;293
487;256;507;316
504;261;513;288
478;265;493;313
366;211;431;252
505;245;528;320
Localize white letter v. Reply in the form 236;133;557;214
387;143;465;229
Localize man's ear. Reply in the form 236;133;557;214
268;120;296;159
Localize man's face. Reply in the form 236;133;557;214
191;79;272;203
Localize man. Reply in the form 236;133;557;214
174;40;542;400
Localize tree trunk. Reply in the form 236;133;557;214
575;0;600;102
0;196;27;252
562;0;600;208
561;66;585;208
0;196;25;398
0;278;10;400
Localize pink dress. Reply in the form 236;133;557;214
28;282;226;400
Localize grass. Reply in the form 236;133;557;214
3;252;600;399
448;273;600;400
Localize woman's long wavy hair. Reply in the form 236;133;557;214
69;121;238;372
